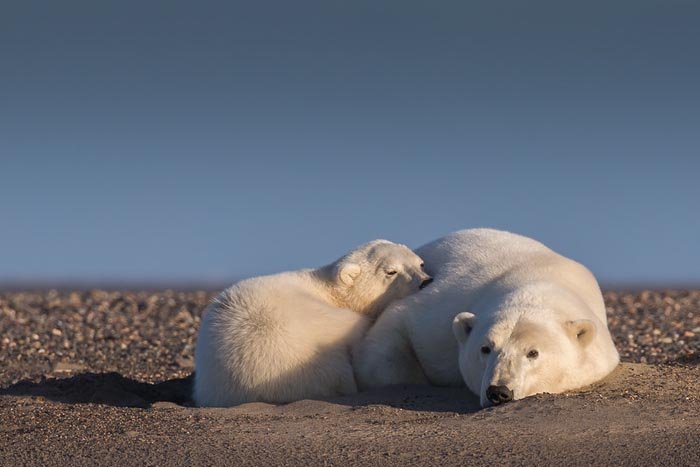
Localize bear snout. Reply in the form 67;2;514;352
419;277;433;289
486;385;513;405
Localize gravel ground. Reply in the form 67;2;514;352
0;289;698;466
1;289;698;386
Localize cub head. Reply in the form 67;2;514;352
452;311;597;407
333;240;432;317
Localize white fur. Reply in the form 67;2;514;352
193;240;430;407
354;229;619;407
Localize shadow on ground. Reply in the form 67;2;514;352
0;372;481;413
673;353;700;365
0;373;194;408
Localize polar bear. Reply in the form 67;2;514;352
193;240;431;407
354;229;619;407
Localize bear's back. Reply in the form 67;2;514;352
416;228;606;325
416;229;554;290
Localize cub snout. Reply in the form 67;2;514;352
486;385;514;405
419;276;433;289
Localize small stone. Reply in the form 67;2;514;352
151;401;184;410
683;331;695;338
51;328;62;337
176;356;194;369
54;362;87;373
68;292;81;305
659;337;673;344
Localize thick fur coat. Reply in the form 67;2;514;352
193;240;430;407
354;229;619;407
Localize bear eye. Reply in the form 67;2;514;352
386;270;397;276
420;263;425;269
480;346;491;355
527;350;539;359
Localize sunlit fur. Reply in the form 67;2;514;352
354;229;619;407
193;240;430;407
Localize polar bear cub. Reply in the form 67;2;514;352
193;240;431;407
354;229;619;407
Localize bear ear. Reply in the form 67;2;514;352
564;319;596;348
452;312;476;344
337;263;362;286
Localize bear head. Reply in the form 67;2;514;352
333;240;432;317
452;310;598;407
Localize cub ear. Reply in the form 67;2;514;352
337;263;362;286
564;319;596;348
452;312;476;344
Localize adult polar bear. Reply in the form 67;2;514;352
354;229;619;407
194;240;431;407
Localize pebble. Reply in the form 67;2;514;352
151;401;186;410
53;362;88;373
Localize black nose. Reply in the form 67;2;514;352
419;278;433;289
486;385;513;405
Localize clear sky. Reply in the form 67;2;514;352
1;1;699;286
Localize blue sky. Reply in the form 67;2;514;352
1;1;699;285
